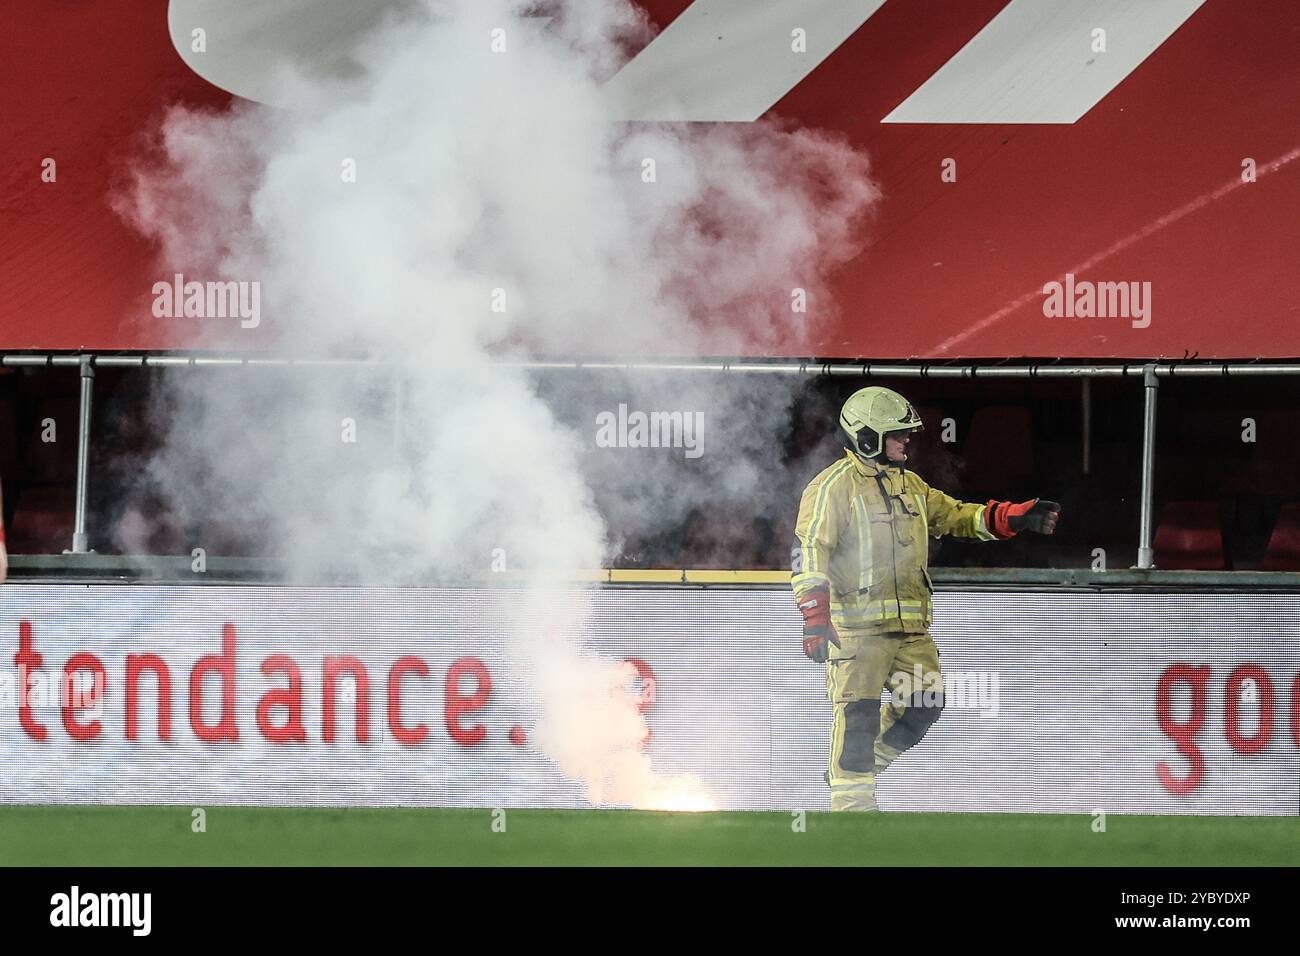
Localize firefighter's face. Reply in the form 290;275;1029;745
883;430;913;462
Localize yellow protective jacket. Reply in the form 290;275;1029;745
791;450;998;634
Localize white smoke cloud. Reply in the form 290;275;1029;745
114;0;877;808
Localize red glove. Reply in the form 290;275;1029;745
986;498;1061;538
797;586;841;663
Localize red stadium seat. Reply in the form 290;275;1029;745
1261;502;1300;571
1223;410;1300;496
1152;501;1224;570
959;406;1035;494
7;486;76;554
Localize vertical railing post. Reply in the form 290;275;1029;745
1136;363;1159;568
69;354;95;554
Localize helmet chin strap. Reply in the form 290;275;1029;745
851;447;905;467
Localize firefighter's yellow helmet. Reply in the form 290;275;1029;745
840;386;923;459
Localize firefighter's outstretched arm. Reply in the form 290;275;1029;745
922;478;1061;540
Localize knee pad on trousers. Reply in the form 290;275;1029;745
839;699;882;773
880;692;945;752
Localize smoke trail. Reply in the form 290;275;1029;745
115;0;877;808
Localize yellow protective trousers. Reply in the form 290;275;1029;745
825;628;944;811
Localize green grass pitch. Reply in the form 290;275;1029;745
1;806;1296;866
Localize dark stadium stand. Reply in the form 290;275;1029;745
1229;409;1300;497
7;485;76;555
960;405;1036;497
3;364;1300;574
0;399;19;477
1261;502;1300;571
20;398;79;482
1153;501;1226;571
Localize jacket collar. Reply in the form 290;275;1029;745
843;448;906;480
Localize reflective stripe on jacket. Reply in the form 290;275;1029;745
791;450;998;634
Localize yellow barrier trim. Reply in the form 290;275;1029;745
683;570;789;585
608;569;686;583
468;569;789;585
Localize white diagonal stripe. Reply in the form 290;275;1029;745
604;0;887;122
883;0;1208;125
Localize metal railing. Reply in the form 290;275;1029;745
6;352;1300;573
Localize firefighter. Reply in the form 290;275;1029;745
791;386;1059;811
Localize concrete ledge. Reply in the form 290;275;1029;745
7;554;1300;591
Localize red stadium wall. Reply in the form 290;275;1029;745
1;0;1298;358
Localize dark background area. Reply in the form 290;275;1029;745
1;364;1297;572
